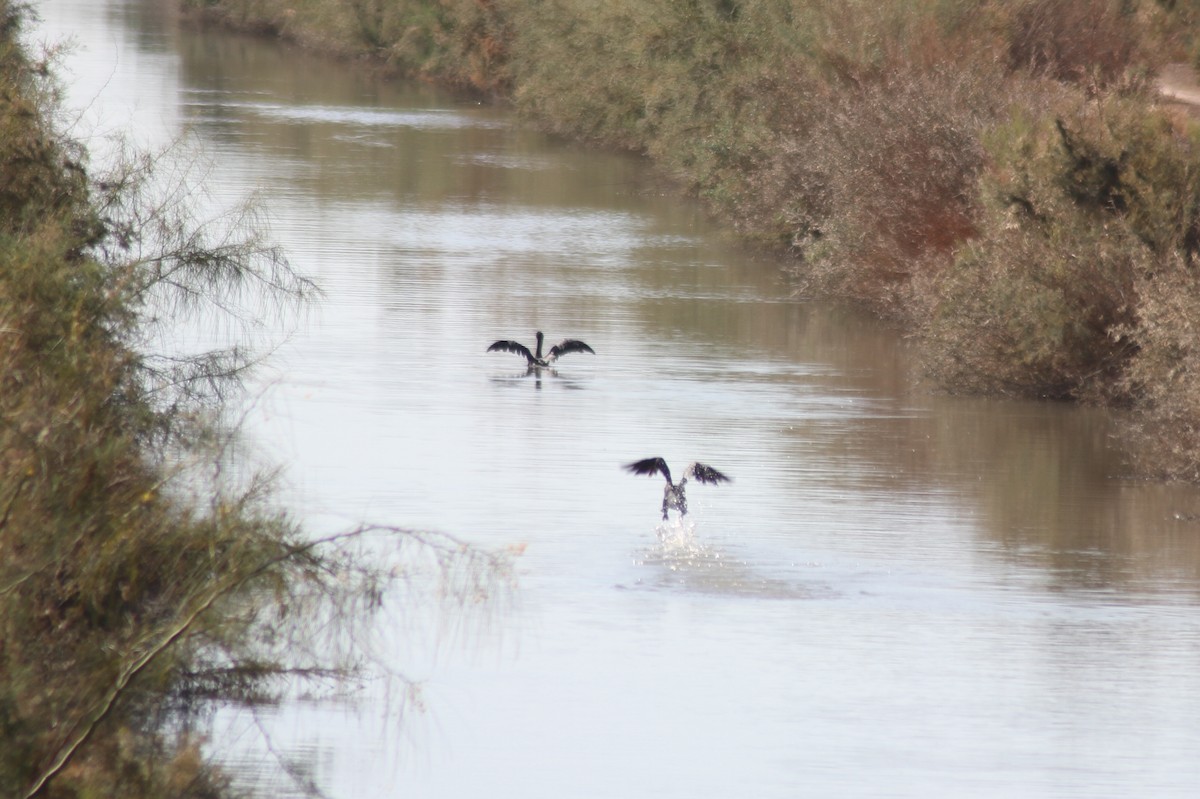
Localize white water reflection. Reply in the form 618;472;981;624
248;102;512;130
33;1;1200;797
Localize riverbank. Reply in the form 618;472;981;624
182;0;1200;481
0;2;512;796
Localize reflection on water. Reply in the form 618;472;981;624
34;0;1200;797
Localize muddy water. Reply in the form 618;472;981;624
34;1;1200;796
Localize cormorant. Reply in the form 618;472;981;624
624;457;731;520
487;331;594;367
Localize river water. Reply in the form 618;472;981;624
32;1;1200;796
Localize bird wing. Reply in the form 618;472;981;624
547;339;595;362
686;462;731;484
487;340;535;364
624;457;671;484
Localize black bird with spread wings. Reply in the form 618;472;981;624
624;457;731;520
487;331;595;368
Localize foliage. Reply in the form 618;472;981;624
187;0;514;94
0;3;514;797
1005;0;1151;86
1118;248;1200;479
787;65;999;313
920;90;1200;408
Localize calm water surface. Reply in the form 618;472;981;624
34;1;1200;796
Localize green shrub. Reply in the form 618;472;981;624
921;213;1147;400
921;90;1200;407
1118;248;1200;479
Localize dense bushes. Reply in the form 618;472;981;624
1121;248;1200;479
788;66;997;311
921;89;1200;472
188;0;514;93
181;0;1200;480
0;3;512;797
1006;0;1149;84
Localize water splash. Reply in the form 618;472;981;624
632;516;724;574
653;515;710;557
633;518;818;599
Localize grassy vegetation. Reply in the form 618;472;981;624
179;0;1200;477
0;2;513;797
